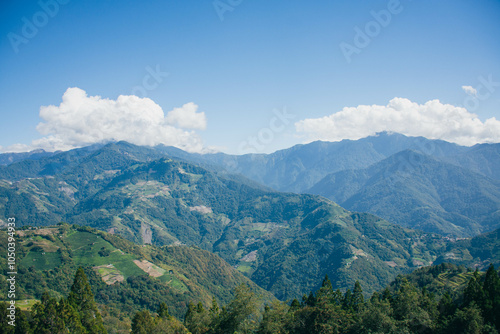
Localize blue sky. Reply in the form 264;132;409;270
1;0;499;154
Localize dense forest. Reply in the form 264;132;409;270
1;264;499;333
1;139;500;333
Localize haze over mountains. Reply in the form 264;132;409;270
1;132;500;301
154;132;500;237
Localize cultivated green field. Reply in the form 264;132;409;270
64;231;145;278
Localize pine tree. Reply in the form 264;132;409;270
184;302;197;330
437;291;456;330
463;269;484;307
316;274;334;303
209;297;219;316
482;264;500;329
351;281;365;312
446;303;485;334
32;294;66;334
14;308;30;334
58;298;86;334
332;288;343;306
351;297;397;334
289;299;301;312
131;310;155;334
382;287;393;303
305;291;316;307
392;278;434;333
257;301;289;334
210;284;258;334
68;267;107;334
157;302;170;319
184;301;211;334
321;274;333;290
342;289;353;311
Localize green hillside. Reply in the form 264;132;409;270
0;225;274;321
1;141;500;302
59;156;458;299
308;150;500;237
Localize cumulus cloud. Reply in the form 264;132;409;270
462;85;478;97
295;98;500;146
165;102;207;130
4;87;210;153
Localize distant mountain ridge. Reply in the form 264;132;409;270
159;133;500;237
1;138;500;300
0;149;56;166
0;141;463;300
308;149;500;237
160;132;472;193
2;133;500;239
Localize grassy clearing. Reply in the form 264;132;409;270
20;251;62;270
236;263;253;274
94;264;125;285
64;231;144;278
158;272;188;292
251;223;272;232
14;299;39;311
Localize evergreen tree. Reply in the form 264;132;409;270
351;281;365;312
320;275;333;291
0;302;15;334
257;301;289;334
342;289;353;311
446;303;485;334
480;264;500;330
58;298;86;334
184;301;211;334
289;299;301;312
152;316;189;334
31;294;65;334
332;288;343;306
382;287;393;303
14;308;31;334
131;310;155;334
68;267;107;334
157;302;170;319
351;297;397;334
209;297;219;316
463;269;484;307
392;278;434;333
210;284;258;334
184;302;198;332
305;291;316;307
437;292;456;330
312;296;352;334
316;274;335;304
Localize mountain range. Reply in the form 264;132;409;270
1;133;500;301
158;132;500;237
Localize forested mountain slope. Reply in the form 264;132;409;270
308;150;500;237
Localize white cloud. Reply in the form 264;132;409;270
462;85;478;97
295;97;500;146
3;87;210;153
165;102;207;130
